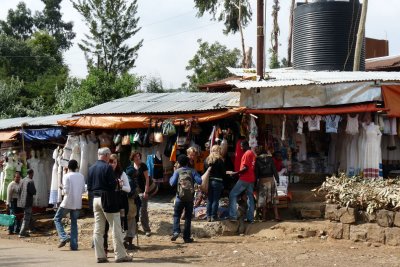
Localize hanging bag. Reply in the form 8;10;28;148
143;119;153;147
154;119;164;143
122;134;131;145
176;121;188;148
199;166;211;194
162;119;176;136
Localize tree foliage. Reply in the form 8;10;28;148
194;0;252;35
185;39;241;91
0;2;34;40
72;0;143;75
34;0;76;51
143;76;164;93
55;68;142;113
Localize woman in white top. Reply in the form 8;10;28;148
103;154;131;255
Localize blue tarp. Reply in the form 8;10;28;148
21;128;66;141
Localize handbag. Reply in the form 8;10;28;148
199;166;211;194
122;134;130;145
143;119;153;147
0;214;16;227
113;133;122;145
154;120;164;143
162;120;176;136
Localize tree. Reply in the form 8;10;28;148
34;0;76;51
72;0;143;75
193;0;252;68
287;0;295;67
185;39;241;91
269;0;280;69
0;78;24;118
55;68;142;113
353;0;368;71
143;76;164;93
0;2;34;40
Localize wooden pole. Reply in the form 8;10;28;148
353;0;368;71
257;0;264;79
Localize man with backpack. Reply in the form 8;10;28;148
169;154;202;243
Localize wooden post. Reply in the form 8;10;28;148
257;0;264;79
353;0;368;71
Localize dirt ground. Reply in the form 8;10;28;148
1;203;400;266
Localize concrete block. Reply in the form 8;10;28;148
343;223;350;240
385;227;400;246
394;212;400;227
366;224;385;244
328;222;343;239
300;209;322;219
338;207;356;224
325;204;339;221
358;211;376;223
350;224;367;242
221;221;239;236
376;210;394;227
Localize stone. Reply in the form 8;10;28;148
394;212;400;227
338;207;356;224
366;224;385;244
358;211;376;223
350;225;367;242
376;210;395;227
325;204;340;221
221;221;239;236
328;222;343;239
300;209;322;219
342;224;350;240
385;227;400;246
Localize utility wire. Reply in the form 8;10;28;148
141;10;196;28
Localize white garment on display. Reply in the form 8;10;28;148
70;139;81;165
357;126;366;173
390;118;397;135
362;122;382;178
79;134;89;182
297;116;304;134
304;115;322;131
49;148;60;205
324;115;341;133
346;134;359;176
383;118;391;135
34;156;48;207
294;133;307;162
87;132;99;167
249;116;258;148
345;114;359;135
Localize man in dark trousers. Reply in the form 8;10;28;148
228;140;257;223
88;147;132;263
169;155;202;243
18;169;36;238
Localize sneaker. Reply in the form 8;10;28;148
19;233;30;238
58;237;70;248
170;233;179;241
183;238;194;243
115;255;133;263
145;231;151;237
97;258;109;263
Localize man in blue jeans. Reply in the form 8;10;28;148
54;159;85;250
169;155;202;243
228;140;257;223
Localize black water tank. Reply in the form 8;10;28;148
293;0;365;71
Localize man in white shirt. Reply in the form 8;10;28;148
53;159;85;250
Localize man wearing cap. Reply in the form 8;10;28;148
54;159;86;250
18;169;36;238
88;147;132;263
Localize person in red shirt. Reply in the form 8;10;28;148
228;140;256;223
272;151;287;175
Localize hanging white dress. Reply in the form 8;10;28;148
49;148;60;205
346;133;359;176
248;116;258;148
362;122;382;179
79;134;89;182
357;126;366;174
34;159;48;207
87;133;99;167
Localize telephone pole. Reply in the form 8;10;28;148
257;0;264;79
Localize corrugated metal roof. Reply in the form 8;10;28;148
227;67;400;89
75;92;240;115
366;55;400;71
0;113;73;130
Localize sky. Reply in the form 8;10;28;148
0;0;399;89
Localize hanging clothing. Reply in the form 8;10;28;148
49;148;60;205
327;133;338;174
362;122;382;179
234;139;245;172
304;115;322;131
152;154;164;183
87;133;99;167
357;126;366;174
346;133;359;176
297;116;304;134
79;134;89;182
249;116;258;148
294;133;307;162
383;118;391;135
34;159;48;207
0;161;16;201
345;114;359;135
324;115;342;133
